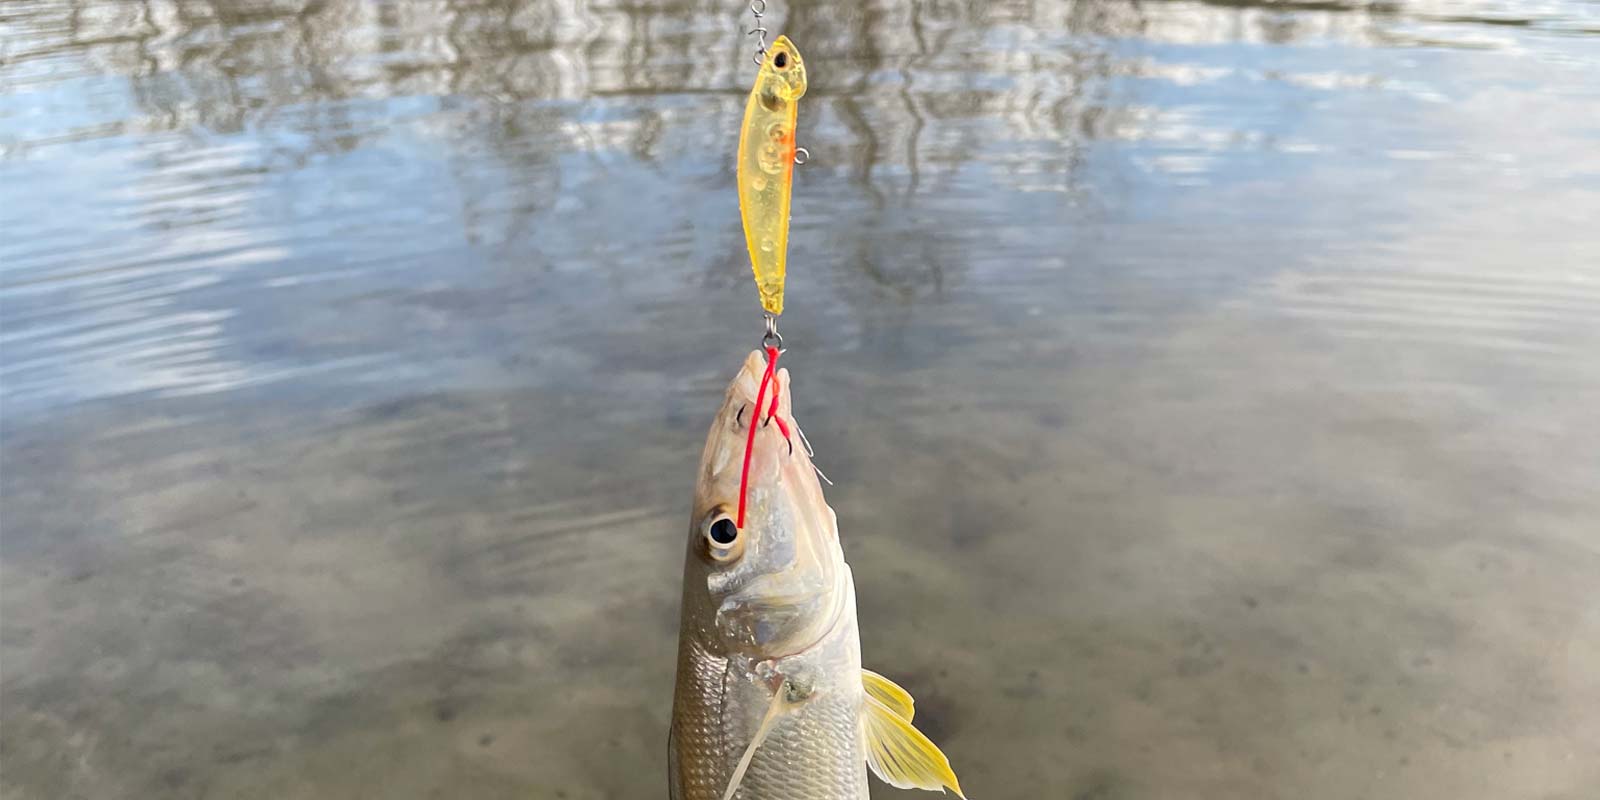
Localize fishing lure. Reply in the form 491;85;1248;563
737;35;807;317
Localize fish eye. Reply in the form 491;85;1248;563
710;518;738;545
704;515;743;562
773;51;789;69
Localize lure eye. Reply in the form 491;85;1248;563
704;515;743;562
773;51;789;69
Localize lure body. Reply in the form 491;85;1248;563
737;36;807;316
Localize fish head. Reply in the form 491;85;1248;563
685;350;844;660
760;36;807;103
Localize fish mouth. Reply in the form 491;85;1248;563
720;349;792;449
729;349;785;405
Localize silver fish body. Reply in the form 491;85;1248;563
671;574;867;799
670;351;866;799
670;351;965;800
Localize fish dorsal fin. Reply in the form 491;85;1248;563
859;676;966;798
862;669;915;722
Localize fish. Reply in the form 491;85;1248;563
670;349;966;800
737;36;807;317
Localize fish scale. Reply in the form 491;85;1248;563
670;640;734;800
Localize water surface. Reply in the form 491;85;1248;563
3;0;1599;797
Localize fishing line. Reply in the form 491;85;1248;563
735;345;782;529
766;381;790;440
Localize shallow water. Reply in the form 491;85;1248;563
3;0;1599;797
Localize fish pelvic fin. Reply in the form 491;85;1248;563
859;671;966;798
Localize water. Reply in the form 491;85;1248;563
3;0;1599;796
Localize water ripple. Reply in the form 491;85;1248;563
4;2;1600;797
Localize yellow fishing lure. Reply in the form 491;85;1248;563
737;36;807;317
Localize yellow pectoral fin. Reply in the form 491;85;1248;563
860;692;966;798
862;669;916;722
